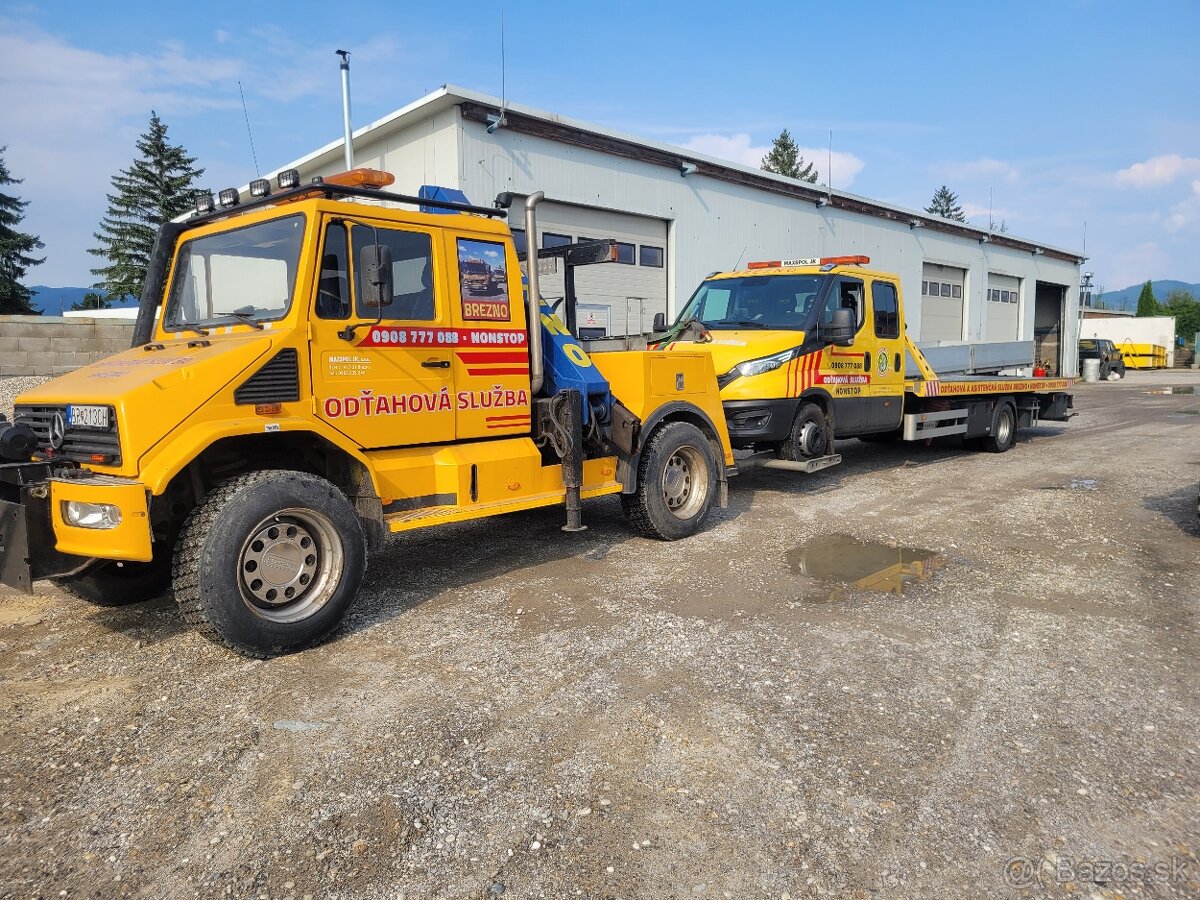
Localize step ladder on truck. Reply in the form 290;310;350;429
652;256;1074;474
0;169;736;657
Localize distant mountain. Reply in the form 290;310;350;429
27;286;138;315
1095;280;1200;312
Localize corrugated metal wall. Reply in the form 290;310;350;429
294;101;1083;375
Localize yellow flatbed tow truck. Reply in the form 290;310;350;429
656;255;1073;469
0;168;733;656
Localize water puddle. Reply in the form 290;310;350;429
786;534;946;602
1145;386;1196;395
1067;478;1098;490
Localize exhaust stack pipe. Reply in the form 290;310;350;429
524;191;545;394
336;50;354;170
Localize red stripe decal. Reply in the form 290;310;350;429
486;414;532;422
456;351;528;363
486;422;530;429
466;367;530;376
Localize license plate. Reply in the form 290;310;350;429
67;405;109;429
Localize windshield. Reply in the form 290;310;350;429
164;214;306;330
675;274;827;330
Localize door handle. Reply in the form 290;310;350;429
421;359;451;369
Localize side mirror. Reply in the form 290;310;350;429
820;307;855;346
653;312;667;332
359;244;393;309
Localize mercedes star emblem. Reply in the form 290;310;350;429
48;412;66;450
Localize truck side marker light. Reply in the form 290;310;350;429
256;403;283;416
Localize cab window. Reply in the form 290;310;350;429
315;223;350;319
821;278;865;332
351;224;436;321
872;281;899;338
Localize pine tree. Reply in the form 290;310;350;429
89;112;204;301
0;147;45;315
1135;280;1158;317
761;129;818;183
925;185;966;222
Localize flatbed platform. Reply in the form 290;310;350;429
904;375;1074;399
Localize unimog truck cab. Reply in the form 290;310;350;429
0;168;732;656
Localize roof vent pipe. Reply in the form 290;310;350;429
524;191;545;394
336;50;354;170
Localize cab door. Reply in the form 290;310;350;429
308;216;456;449
867;278;905;430
815;275;873;435
445;231;533;440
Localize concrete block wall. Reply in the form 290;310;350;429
0;315;135;376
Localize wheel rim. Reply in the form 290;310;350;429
796;419;827;458
661;445;710;520
996;408;1014;445
237;508;345;623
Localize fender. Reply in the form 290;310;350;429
616;400;731;495
137;416;379;497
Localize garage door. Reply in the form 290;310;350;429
920;263;966;342
511;200;667;336
985;273;1021;341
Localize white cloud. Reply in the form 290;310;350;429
942;157;1020;185
680;133;864;187
1165;179;1200;233
1114;154;1200;189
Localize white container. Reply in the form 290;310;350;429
1082;358;1101;383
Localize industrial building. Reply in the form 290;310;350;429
269;85;1085;376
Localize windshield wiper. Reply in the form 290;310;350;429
212;306;265;330
712;319;770;329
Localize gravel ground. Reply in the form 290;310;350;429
0;370;1197;899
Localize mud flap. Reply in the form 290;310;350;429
0;499;32;593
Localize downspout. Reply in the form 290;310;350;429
524;191;545;394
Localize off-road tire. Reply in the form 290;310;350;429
776;401;833;461
172;470;367;658
1115;361;1126;378
980;402;1017;453
54;557;171;607
621;421;717;541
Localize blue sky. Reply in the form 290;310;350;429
3;0;1198;294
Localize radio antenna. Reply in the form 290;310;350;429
501;11;507;112
238;81;260;177
826;129;833;203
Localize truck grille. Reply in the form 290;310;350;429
12;405;123;466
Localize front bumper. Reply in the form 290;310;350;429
1;465;153;592
722;398;801;447
0;486;90;593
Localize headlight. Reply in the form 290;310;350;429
733;348;797;378
62;501;122;529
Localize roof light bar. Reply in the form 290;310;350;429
218;188;240;208
195;192;215;214
277;168;301;190
322;167;396;190
745;255;868;270
249;178;271;198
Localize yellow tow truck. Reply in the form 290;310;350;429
656;255;1073;467
0;168;732;656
